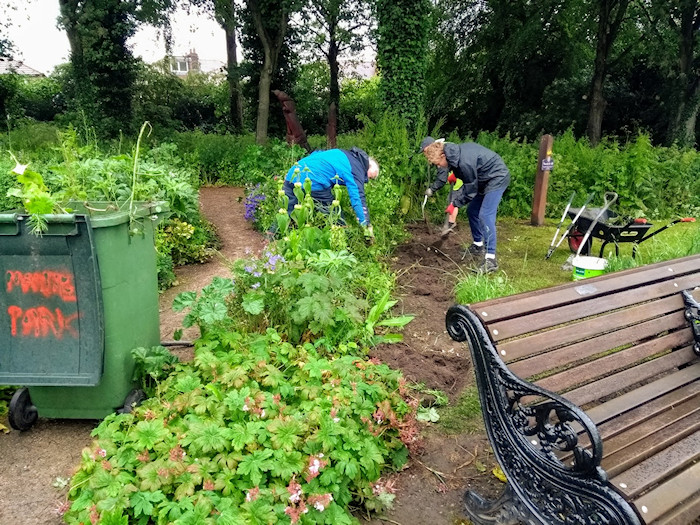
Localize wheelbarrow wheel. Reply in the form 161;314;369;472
568;227;592;256
8;387;38;431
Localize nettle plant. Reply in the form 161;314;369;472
63;329;419;524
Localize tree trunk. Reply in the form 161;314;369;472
57;0;83;65
667;0;700;146
328;30;340;118
246;0;289;145
586;0;629;146
256;49;273;144
222;2;244;133
327;101;337;148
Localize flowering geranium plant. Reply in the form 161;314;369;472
63;328;417;524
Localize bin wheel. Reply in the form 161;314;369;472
118;389;147;414
8;387;38;431
694;343;700;357
568;227;592;256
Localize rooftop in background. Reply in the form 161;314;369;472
0;58;45;77
168;49;225;77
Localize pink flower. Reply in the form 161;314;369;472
245;487;260;502
304;454;328;482
53;500;70;516
284;501;308;524
308;493;333;512
287;477;303;503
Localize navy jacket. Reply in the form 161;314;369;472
437;142;510;207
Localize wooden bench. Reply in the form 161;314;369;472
446;254;700;525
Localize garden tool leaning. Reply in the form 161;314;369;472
545;192;595;259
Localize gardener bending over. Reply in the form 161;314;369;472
420;136;510;273
284;147;379;237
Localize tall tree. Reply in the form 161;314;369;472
245;0;298;144
58;0;175;139
586;0;630;145
296;0;373;138
666;0;700;146
376;0;430;129
190;0;245;132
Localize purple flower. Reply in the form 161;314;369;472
251;282;261;289
244;184;266;222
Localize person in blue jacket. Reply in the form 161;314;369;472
420;136;510;273
284;147;379;235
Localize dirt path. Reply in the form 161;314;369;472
0;189;499;525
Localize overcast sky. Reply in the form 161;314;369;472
6;2;228;75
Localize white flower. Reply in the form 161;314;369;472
12;162;29;175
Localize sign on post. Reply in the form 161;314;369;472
531;134;554;226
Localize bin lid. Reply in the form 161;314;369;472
0;215;104;386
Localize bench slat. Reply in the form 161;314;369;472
499;296;683;362
510;312;689;379
534;330;692;394
610;431;700;498
584;363;700;425
484;274;699;341
602;410;700;477
559;387;700;466
632;460;700;524
595;382;700;439
560;348;697;407
471;255;700;323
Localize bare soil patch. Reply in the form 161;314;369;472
0;191;501;525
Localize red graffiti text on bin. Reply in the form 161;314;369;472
5;270;77;302
7;305;79;339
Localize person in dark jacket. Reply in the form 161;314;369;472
284;147;379;236
420;136;510;273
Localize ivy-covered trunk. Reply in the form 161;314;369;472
376;0;430;130
58;0;138;139
221;1;245;133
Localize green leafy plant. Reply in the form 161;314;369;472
6;158;63;233
131;346;180;396
63;328;418;524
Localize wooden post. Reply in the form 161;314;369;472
531;134;554;226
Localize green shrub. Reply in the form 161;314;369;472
171;132;304;185
64;329;416;524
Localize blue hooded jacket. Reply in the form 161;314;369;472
285;148;371;225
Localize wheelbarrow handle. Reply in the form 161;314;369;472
576;192;618;257
680;217;696;222
633;218;648;224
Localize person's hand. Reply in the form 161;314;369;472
447;172;457;184
425;187;433;197
445;203;459;222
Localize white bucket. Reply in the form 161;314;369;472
572;255;607;280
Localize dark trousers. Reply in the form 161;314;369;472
466;187;506;255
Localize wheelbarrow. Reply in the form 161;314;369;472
566;206;695;258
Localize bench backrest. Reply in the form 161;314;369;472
470;254;700;410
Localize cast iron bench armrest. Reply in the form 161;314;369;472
446;305;642;525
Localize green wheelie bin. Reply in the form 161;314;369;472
0;201;168;430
